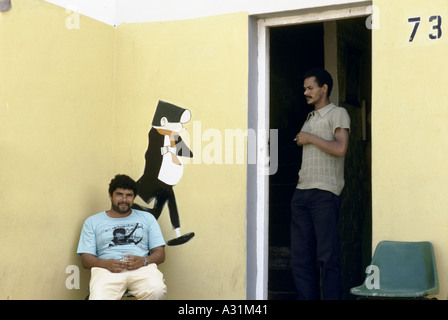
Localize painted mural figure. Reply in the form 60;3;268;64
132;100;195;246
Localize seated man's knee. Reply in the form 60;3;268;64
136;279;167;300
152;280;167;299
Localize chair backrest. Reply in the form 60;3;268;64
368;241;439;296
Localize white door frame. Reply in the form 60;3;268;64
248;2;372;300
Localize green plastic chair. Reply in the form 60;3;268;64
350;241;439;299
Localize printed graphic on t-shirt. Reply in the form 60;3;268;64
106;223;143;247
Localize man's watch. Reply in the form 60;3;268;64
143;257;149;266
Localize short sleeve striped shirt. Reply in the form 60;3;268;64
297;103;350;196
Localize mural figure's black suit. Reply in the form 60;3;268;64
132;100;195;246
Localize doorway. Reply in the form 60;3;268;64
267;17;372;300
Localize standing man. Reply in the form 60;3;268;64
291;68;350;300
77;174;167;300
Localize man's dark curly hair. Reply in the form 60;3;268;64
108;174;138;197
303;68;333;97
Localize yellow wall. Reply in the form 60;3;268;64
372;0;448;299
0;1;248;299
6;0;448;301
0;0;116;299
114;14;248;299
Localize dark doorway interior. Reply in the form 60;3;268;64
268;17;372;300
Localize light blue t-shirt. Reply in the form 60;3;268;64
77;209;165;260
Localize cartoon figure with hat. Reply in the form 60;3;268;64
133;100;195;246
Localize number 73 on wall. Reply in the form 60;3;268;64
408;15;442;42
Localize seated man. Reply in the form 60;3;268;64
77;174;167;300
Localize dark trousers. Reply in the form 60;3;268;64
290;188;342;300
134;179;181;229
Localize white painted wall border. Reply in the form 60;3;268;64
250;2;372;300
45;0;371;26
